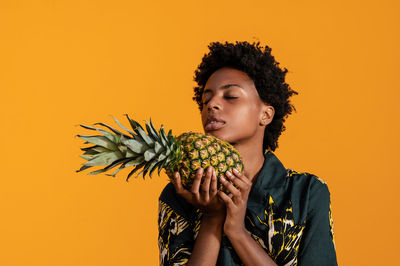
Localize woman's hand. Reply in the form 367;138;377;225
218;168;252;236
171;166;226;219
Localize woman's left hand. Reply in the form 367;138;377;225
218;168;252;236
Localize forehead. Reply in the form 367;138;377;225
203;67;255;92
205;67;253;88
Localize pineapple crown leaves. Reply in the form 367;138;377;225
75;114;182;182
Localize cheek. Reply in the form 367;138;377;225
229;107;260;133
232;106;257;124
200;109;207;126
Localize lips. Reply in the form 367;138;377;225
205;115;225;131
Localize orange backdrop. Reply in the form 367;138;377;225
1;0;399;265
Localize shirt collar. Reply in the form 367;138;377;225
248;150;287;204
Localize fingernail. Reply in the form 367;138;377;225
232;168;239;173
220;176;226;182
225;171;232;177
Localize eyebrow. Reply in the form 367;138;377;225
203;83;244;94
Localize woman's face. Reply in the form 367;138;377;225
201;67;273;146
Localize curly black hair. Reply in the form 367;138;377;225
192;41;299;152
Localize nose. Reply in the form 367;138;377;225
206;95;221;111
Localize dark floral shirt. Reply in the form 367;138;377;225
158;150;338;265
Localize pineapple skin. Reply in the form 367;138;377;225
165;131;244;194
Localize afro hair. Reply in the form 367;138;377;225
192;40;299;152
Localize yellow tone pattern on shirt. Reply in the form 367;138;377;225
250;195;305;266
158;200;191;265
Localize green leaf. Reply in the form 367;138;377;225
82;149;100;155
79;124;101;131
76;165;93;172
80;145;97;151
164;154;174;168
136;126;154;147
149;160;163;177
165;146;171;156
114;134;121;144
80;147;110;156
77;135;118;150
136;161;153;179
118;135;139;156
145;120;161;142
143;160;158;178
79;123;118;143
157;152;167;161
144;149;156;161
124;156;145;167
167;129;173;139
82;151;124;167
170;143;175;153
92;146;112;153
158;127;168;146
123;115;154;146
154;142;164;154
106;158;137;177
150;118;162;142
117;144;127;156
93;121;131;139
87;168;109;175
125;148;138;157
157;160;166;175
160;125;170;145
124;114;144;135
81;145;111;152
87;158;131;175
80;155;96;161
122;138;148;153
106;163;126;177
110;115;136;137
126;161;147;181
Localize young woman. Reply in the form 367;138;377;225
158;41;337;265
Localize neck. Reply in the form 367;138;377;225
233;142;265;184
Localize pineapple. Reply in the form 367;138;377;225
76;114;244;193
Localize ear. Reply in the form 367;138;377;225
260;104;274;126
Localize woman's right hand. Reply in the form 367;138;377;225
171;166;226;219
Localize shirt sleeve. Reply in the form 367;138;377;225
158;197;200;265
297;181;338;266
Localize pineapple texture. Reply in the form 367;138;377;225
166;132;244;192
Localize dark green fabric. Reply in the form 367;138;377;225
158;150;337;265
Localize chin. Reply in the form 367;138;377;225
205;130;231;143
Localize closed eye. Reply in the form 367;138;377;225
202;96;238;105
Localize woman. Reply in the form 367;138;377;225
158;41;337;265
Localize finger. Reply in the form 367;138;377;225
232;168;252;186
172;172;184;193
172;172;192;199
217;190;234;208
200;166;213;201
220;175;241;199
225;170;250;192
209;167;217;197
190;167;204;195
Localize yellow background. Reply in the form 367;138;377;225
1;0;399;265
